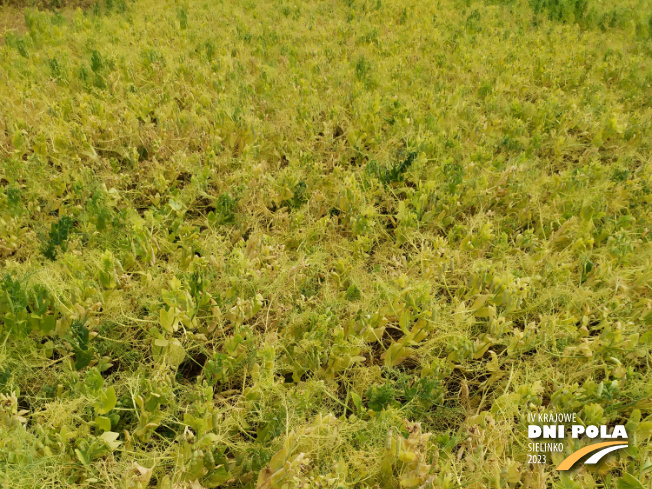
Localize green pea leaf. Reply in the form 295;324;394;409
94;386;117;415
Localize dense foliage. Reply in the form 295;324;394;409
1;0;651;487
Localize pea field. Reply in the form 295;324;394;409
0;0;651;487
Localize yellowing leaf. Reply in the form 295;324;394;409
160;307;179;333
95;415;111;432
616;473;645;489
167;339;186;367
94;386;117;415
99;431;122;451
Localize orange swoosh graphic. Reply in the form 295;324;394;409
557;441;628;470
